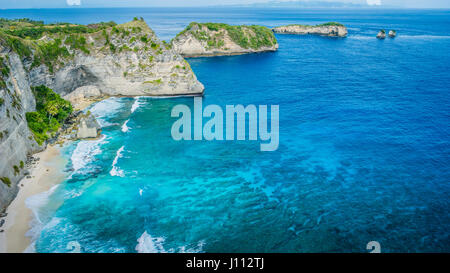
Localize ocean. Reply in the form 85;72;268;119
1;8;449;252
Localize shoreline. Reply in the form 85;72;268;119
0;145;68;253
0;94;195;253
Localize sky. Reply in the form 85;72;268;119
1;0;449;9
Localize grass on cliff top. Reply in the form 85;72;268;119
0;17;160;73
26;85;73;145
282;22;345;28
0;18;116;40
175;22;277;50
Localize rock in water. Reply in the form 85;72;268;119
389;30;397;38
273;22;348;37
172;22;278;57
377;30;387;39
76;112;101;139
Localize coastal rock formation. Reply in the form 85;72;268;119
377;30;386;39
389;30;397;38
76;112;101;139
27;20;204;97
171;22;278;57
272;22;348;37
0;18;205;211
0;53;44;212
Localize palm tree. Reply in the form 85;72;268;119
46;100;59;124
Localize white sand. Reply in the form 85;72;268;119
0;145;68;253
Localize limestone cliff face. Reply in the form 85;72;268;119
273;23;348;37
172;23;278;57
0;53;43;211
0;19;205;211
28;20;204;99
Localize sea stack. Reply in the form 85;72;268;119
171;22;278;57
377;30;386;39
272;22;348;37
76;112;101;139
389;30;397;38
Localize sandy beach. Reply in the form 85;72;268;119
0;145;68;253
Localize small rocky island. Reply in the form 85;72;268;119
377;29;387;39
389;30;397;38
0;17;205;211
272;22;348;37
171;22;279;57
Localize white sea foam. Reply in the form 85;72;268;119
177;240;205;253
110;146;125;177
130;96;143;113
89;97;124;127
136;231;167;253
24;186;61;253
25;185;60;224
121;119;130;133
135;231;205;253
71;136;106;174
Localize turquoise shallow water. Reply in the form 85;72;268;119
2;8;449;252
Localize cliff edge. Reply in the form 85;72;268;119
171;22;278;57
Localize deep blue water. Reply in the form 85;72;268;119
2;8;449;252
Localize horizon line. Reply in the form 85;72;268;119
3;6;450;10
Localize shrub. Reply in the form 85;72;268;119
13;165;20;175
0;177;11;187
2;36;32;58
0;56;10;77
140;36;148;43
65;34;90;54
32;39;70;73
26;85;72;145
145;79;162;85
150;42;159;50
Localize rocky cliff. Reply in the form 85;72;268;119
273;22;348;37
0;18;204;211
0;53;43;212
171;23;278;57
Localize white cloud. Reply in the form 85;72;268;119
367;0;382;5
67;0;81;6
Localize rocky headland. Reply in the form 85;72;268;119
272;22;348;37
0;18;204;211
171;22;278;57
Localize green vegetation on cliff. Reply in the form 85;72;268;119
175;22;277;50
284;22;345;27
0;176;11;187
0;56;9;88
1;18;116;40
0;18;163;73
26;85;73;145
